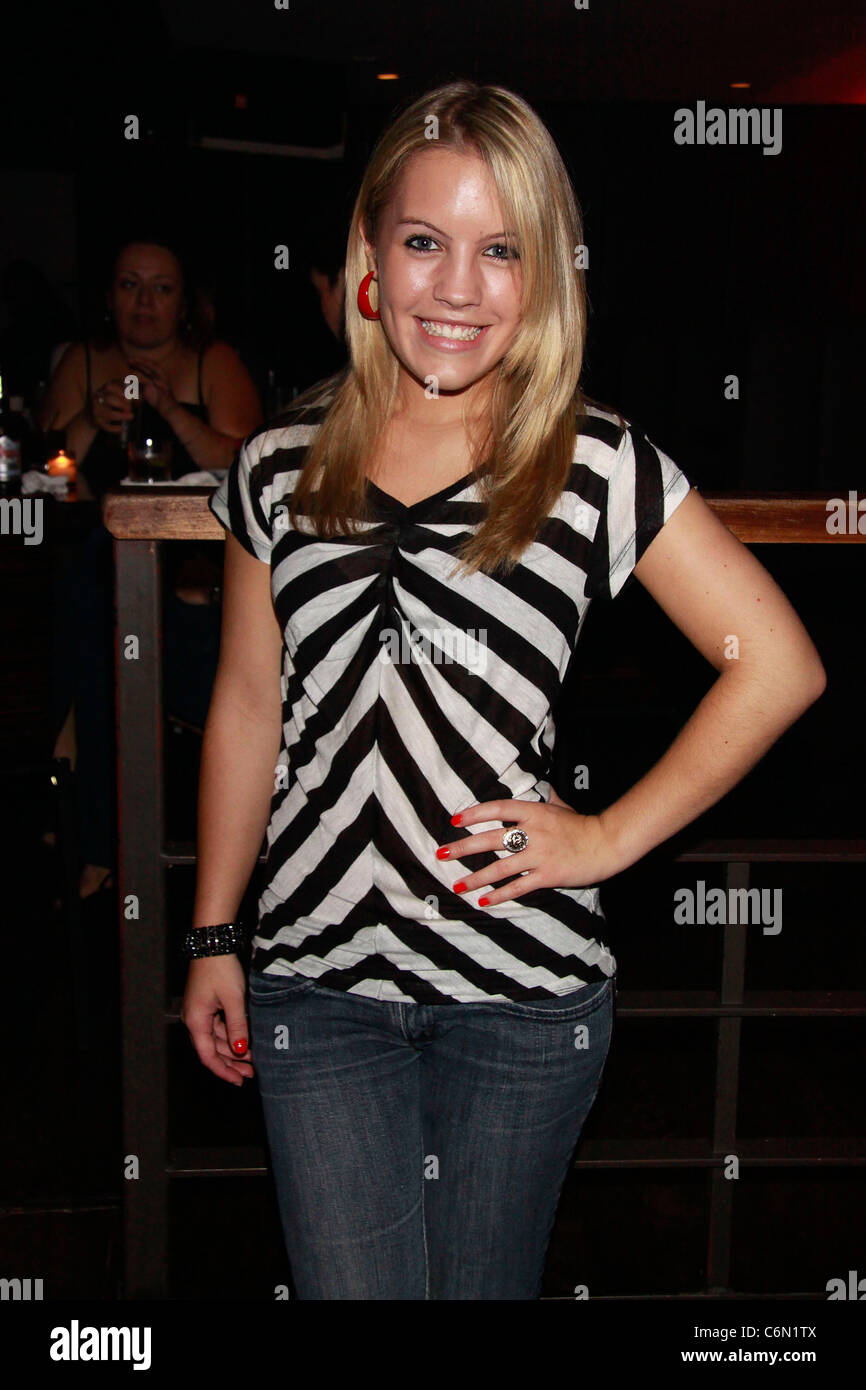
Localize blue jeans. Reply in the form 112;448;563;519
248;969;615;1299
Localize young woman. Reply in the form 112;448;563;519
181;81;826;1300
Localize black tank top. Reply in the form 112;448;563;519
83;339;224;600
82;340;210;499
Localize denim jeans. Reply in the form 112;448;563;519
248;968;615;1300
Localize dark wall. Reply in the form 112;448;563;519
5;53;864;490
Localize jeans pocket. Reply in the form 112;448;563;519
488;974;614;1022
247;969;318;1005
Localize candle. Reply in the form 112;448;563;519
47;449;77;482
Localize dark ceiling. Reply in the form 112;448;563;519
157;0;866;104
5;0;864;168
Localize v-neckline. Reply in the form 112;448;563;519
365;466;484;515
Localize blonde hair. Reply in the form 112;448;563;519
289;79;607;578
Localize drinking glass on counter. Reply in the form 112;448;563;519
127;399;174;481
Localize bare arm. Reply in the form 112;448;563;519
597;488;826;870
37;342;101;465
163;342;262;471
181;532;283;1084
423;489;829;907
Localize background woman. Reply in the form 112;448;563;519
182;82;825;1299
41;235;261;898
40;235;259;493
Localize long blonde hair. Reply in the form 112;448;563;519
289;79;603;578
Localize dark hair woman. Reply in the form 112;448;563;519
43;235;261;900
39;235;259;498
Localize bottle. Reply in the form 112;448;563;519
0;370;23;494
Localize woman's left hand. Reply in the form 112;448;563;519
126;358;179;419
435;791;625;906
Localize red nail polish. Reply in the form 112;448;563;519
436;847;450;859
478;896;490;907
453;881;466;894
451;813;463;826
233;1038;247;1054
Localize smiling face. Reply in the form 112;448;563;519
363;146;523;412
108;243;185;351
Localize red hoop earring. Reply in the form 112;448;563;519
357;270;380;320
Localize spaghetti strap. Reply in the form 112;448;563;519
197;345;205;407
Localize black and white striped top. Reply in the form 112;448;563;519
209;396;692;1004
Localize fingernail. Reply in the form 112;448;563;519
233;1038;248;1054
453;881;467;894
451;813;463;826
435;847;450;859
478;896;490;907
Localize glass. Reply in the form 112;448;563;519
127;398;174;482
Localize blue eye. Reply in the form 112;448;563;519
404;234;519;260
485;243;519;261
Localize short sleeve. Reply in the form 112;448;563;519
586;422;692;600
209;434;272;564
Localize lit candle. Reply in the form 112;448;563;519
47;449;77;482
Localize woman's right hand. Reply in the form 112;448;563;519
88;377;134;434
181;954;254;1087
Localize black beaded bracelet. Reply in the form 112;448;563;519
182;922;249;959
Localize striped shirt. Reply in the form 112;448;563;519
209;395;692;1004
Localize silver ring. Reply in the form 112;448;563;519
96;390;105;404
502;827;529;853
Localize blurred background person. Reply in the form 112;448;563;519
310;261;345;343
39;235;258;494
40;234;261;902
262;211;349;414
309;250;347;360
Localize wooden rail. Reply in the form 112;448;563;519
103;487;866;545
